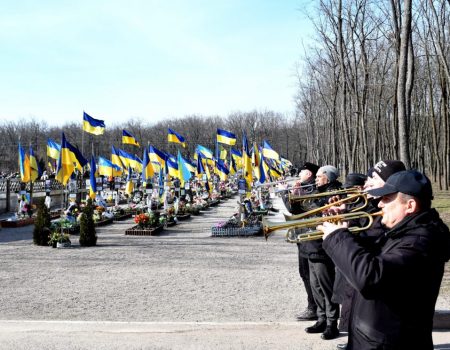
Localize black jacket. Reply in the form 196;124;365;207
298;180;342;260
280;178;316;215
323;208;450;350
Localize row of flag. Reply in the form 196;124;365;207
19;118;292;197
83;111;238;147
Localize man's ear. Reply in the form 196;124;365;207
405;198;419;214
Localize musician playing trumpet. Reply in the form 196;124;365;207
317;170;450;350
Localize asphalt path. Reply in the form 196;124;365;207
0;195;449;349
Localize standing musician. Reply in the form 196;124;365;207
301;165;342;340
281;162;320;321
319;170;450;350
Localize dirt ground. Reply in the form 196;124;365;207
1;195;449;349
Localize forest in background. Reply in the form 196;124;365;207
2;1;450;189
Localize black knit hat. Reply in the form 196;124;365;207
373;160;406;182
299;162;320;176
343;173;367;188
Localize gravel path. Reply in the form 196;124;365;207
1;195;449;349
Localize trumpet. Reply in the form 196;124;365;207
283;193;368;221
263;211;383;242
255;177;300;188
288;187;361;204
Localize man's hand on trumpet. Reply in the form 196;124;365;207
317;221;349;240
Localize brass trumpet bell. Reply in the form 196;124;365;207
283;193;368;221
263;211;383;242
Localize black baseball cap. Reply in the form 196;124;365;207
367;170;433;201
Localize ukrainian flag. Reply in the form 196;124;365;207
177;150;192;185
216;160;229;181
262;140;280;160
29;146;41;182
196;156;205;179
118;149;140;170
111;146;124;169
122;129;140;147
184;157;196;174
149;145;167;171
230;155;237;175
242;131;253;189
141;147;154;182
231;148;242;168
47;138;61;160
218;143;227;160
125;166;134;195
65;139;88;171
89;157;97;199
98;156;122;177
55;133;75;186
217;128;236;145
195;145;214;159
83;112;105;135
166;157;179;178
18;143;30;183
168;128;186;147
252;144;266;184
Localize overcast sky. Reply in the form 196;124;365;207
0;0;314;126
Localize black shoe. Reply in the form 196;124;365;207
296;308;318;321
336;344;347;350
305;320;326;333
321;325;340;340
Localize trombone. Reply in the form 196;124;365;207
262;211;383;242
283;192;368;221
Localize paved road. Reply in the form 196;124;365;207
1;195;449;349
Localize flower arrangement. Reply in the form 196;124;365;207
134;213;150;228
48;231;71;247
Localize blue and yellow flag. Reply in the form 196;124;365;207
98;156;122;177
141;147;154;182
166;157;179;178
149;145;167;171
125;166;134;195
29;146;41;182
18;143;30;183
216;160;229;181
89;157;97;199
252;144;266;184
262;140;280;161
218;143;227;160
111;146;124;169
177;150;192;185
196;156;205;179
184;157;196;174
231;148;242;168
168;128;186;147
55;133;76;185
122;129;140;147
195;145;214;159
118;149;141;171
217;128;236;145
65;139;88;171
83;112;105;135
230;155;237;175
242;131;253;189
47;138;61;160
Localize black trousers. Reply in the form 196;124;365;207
309;258;340;325
297;244;316;309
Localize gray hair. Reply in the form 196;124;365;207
318;165;339;182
